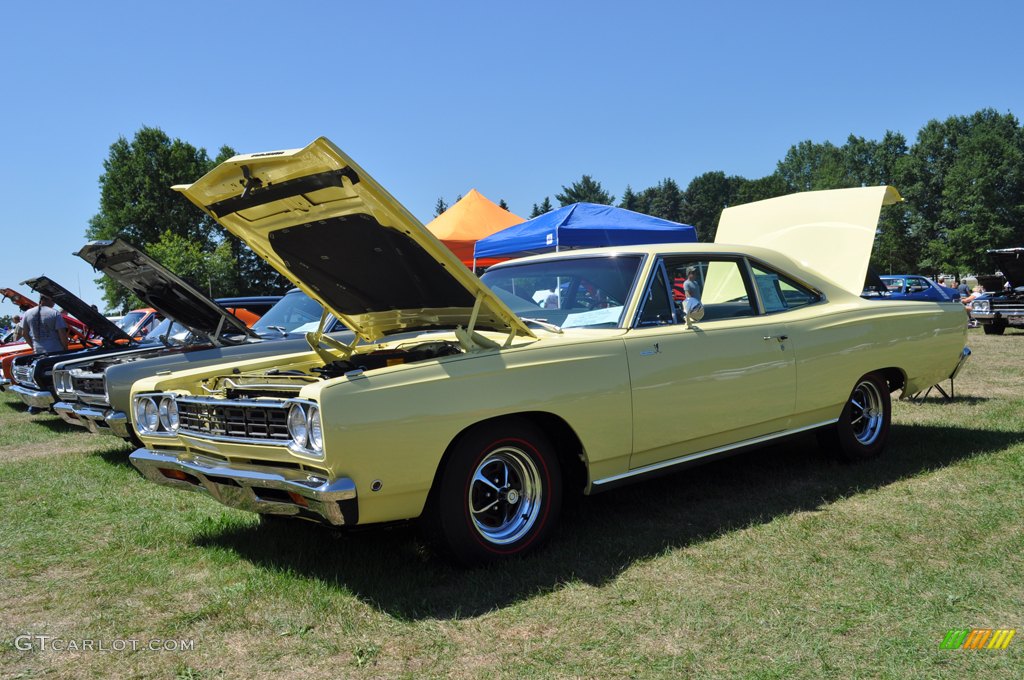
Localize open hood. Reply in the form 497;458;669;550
987;248;1024;288
75;239;256;344
715;186;902;296
1;288;37;311
21;276;132;345
173;137;534;344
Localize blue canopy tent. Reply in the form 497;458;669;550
473;202;697;266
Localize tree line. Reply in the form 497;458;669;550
439;108;1024;278
89;110;1023;310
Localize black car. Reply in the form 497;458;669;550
968;248;1024;335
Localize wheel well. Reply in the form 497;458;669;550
426;413;589;509
876;367;906;393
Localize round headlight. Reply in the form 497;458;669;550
135;396;160;433
308;405;323;452
287;403;308;448
158;396;179;432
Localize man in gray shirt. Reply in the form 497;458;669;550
20;294;68;354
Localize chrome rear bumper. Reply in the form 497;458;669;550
53;402;130;438
129;448;358;525
11;385;55;409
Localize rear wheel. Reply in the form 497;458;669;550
425;419;562;566
818;373;891;462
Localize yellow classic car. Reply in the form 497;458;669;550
128;138;969;565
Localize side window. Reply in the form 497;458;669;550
750;263;821;312
664;258;756;321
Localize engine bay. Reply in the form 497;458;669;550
203;340;464;399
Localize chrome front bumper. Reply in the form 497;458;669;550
10;385;55;409
0;377;9;391
53;402;131;438
129;448;358;526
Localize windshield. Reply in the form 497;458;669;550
480;255;642;328
143;318;191;344
117;311;148;333
251;291;326;336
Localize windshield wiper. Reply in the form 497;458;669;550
265;325;289;337
520;317;564;334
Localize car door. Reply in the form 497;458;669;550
624;256;797;470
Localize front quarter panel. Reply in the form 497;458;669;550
314;333;632;524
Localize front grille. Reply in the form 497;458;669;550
72;375;106;395
13;365;34;386
177;399;290;442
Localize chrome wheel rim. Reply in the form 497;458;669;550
468;445;542;545
849;380;884;446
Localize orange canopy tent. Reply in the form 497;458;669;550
425;189;525;269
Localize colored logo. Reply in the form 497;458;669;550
940;629;1015;650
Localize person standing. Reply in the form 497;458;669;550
20;294;68;353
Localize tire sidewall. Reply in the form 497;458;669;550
835;373;891;461
435;420;562;565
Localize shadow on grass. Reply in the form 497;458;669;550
94;444;138;468
191;422;1022;620
0;396;27;413
30;414;89;434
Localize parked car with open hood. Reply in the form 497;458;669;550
127;138;969;565
46;238;278;435
8;276;139;409
0;287;96;390
52;240;341;439
968;248;1024;335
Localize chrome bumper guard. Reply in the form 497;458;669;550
129;448;358;526
53;402;130;438
11;385;55;409
950;347;972;381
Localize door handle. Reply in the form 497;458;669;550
762;335;789;342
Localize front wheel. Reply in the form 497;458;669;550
425;419;562;566
982;323;1005;335
818;373;891;462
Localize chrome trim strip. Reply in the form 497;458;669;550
179;431;291;447
10;385;55;409
129;448;356;525
591;419;840;487
176;395;291;409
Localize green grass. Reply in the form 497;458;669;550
1;328;1022;678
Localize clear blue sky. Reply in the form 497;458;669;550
2;0;1022;319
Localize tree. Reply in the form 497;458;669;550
680;171;738;241
555;175;614;206
433;197;448;217
733;173;788;205
898;109;1024;273
87;128;288;311
619;185;640;211
775;140;846;191
530;197;553;218
498;199;510;211
648;178;684;223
